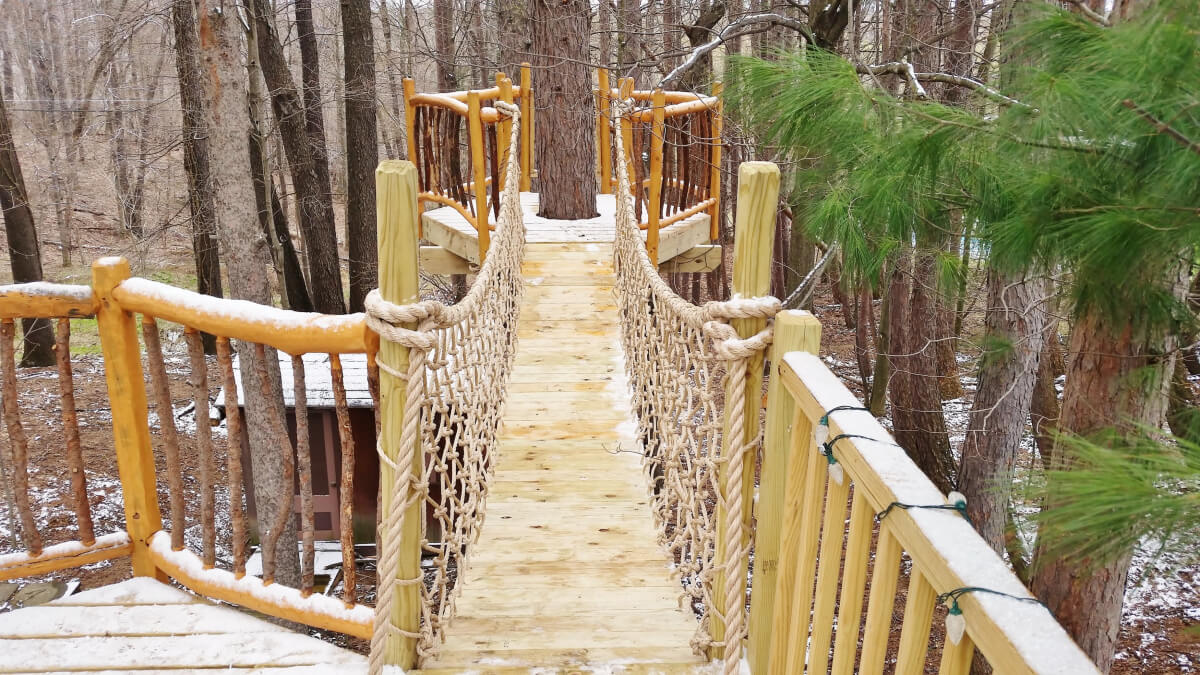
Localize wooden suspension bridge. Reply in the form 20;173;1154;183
0;74;1098;674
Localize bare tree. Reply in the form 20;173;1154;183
342;0;379;312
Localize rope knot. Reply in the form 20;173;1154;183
493;100;520;117
700;295;782;322
365;289;448;351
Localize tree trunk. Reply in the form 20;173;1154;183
887;247;954;493
0;85;54;367
530;0;597;219
172;0;223;354
199;4;301;588
957;269;1046;553
342;0;379;313
294;0;334;200
434;0;456;90
248;0;346;315
1030;324;1063;466
618;0;643;82
854;284;873;394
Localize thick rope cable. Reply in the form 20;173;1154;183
611;98;778;675
366;99;524;673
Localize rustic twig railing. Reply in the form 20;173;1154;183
598;72;723;264
404;67;533;261
0;283;134;581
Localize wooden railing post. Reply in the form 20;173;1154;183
747;310;821;674
708;81;724;243
618;78;635;200
375;160;423;668
402;77;417;163
520;63;533;191
647;88;666;265
92;257;164;580
709;162;781;661
597;69;612;194
497;73;514;191
467;90;490;261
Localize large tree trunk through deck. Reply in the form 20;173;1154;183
1032;286;1183;671
200;5;301;588
0;85;54;367
248;0;346;315
958;269;1046;554
172;0;223;354
531;0;597;220
343;0;379;313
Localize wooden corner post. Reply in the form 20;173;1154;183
618;78;635;199
497;73;514;191
647;88;666;265
708;81;724;243
92;257;165;580
709;161;781;661
467;90;490;261
597;69;612;194
402;77;417;162
747;310;821;674
375;160;423;668
520;63;533;191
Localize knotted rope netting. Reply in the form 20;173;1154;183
364;100;524;671
612;99;780;674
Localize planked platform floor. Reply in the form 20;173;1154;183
417;242;712;672
0;577;366;673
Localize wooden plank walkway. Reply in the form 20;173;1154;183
0;578;366;673
418;242;711;672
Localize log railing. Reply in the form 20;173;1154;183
747;311;1100;674
404;66;533;261
0;283;134;581
596;71;723;264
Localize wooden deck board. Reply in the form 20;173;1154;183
418;242;706;671
0;579;366;673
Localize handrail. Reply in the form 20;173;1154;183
112;277;369;355
0;282;96;318
746;334;1100;673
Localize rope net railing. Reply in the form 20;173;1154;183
611;101;780;674
366;100;525;670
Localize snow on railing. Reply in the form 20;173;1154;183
747;321;1100;673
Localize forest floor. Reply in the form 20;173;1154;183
0;221;1196;671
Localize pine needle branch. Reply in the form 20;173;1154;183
1121;99;1200;157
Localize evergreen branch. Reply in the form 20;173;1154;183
858;61;927;100
1121;99;1200;157
659;13;815;88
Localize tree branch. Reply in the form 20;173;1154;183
659;13;815;89
1062;0;1112;27
1121;99;1200;157
858;62;1035;110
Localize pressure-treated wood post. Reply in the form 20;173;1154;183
402;78;417;162
647;88;666;265
520;63;533;191
375;160;422;668
467;90;490;261
708;81;724;243
92;257;165;580
747;310;821;674
709;162;781;660
497;74;514;191
597;69;612;194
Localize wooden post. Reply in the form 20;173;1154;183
497;74;514;191
520;63;533;191
647;88;666;265
708;81;724;243
709;161;781;660
597;69;612;194
402;77;417;163
467;90;490;261
92;257;165;580
618;78;635;200
375;160;423;668
746;310;821;674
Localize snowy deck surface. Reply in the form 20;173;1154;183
0;578;366;673
416;243;711;671
421;193;710;264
